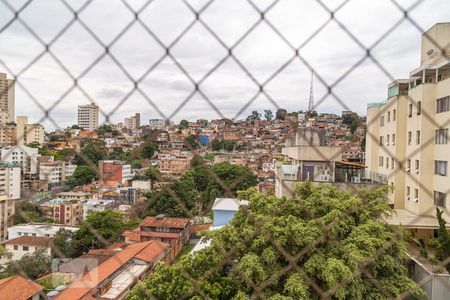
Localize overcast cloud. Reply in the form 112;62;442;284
0;0;450;131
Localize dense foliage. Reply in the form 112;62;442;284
75;210;138;249
1;248;52;280
13;202;56;224
146;162;258;217
68;165;97;187
129;183;424;299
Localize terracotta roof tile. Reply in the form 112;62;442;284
0;275;44;300
4;236;52;247
55;241;169;300
140;216;190;229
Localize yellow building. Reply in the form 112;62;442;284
366;23;450;239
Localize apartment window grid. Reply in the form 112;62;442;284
416;130;420;145
408;103;413;117
393;109;396;121
1;1;450;298
417;101;421;116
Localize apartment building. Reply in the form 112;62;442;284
16;116;45;146
99;160;132;184
0;72;14;122
0;163;21;199
7;223;79;239
78;104;99;131
0;195;14;242
124;113;140;130
148;119;166;130
39;160;66;186
366;23;450;239
41;198;82;225
158;151;192;178
0;123;16;147
0;145;40;176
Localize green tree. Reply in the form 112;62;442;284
435;208;450;269
1;248;51;280
129;184;425;299
57;148;76;162
247;110;261;123
52;228;83;258
68;165;97;187
96;124;113;136
185;135;200;149
179;120;189;129
73;138;107;166
141;142;158;159
275;108;288;120
76;210;130;250
13;202;56;224
264;109;273;121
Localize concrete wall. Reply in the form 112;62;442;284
213;210;237;227
407;257;450;300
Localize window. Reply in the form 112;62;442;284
435;129;448;144
416;130;421;145
387;111;391;122
379;136;384;146
434;191;446;207
408;131;412;145
392;134;396;144
386;157;389;169
435;161;448;176
437;96;450;113
407;186;410;199
391;157;395;169
23;246;29;251
417;101;421;115
409;103;413;117
380;116;385;127
379;156;384;167
414;188;419;200
415;160;420;172
407;159;411;172
386;135;390;144
13;245;18;250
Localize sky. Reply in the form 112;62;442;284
0;0;450;131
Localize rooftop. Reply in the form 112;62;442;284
55;241;170;300
0;275;44;300
4;236;52;247
212;198;249;212
140;216;190;229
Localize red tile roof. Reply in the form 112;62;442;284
4;236;52;247
55;241;170;300
0;275;44;300
140;216;190;229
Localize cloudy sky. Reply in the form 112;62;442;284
0;0;449;131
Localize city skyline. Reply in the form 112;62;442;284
1;0;449;131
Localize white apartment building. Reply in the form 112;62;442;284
366;23;450;240
0;163;21;199
149;119;166;130
124;113;140;130
16;116;45;146
0;73;14;122
0;195;14;242
0;145;39;175
78;104;99;131
39;161;65;185
7;223;79;239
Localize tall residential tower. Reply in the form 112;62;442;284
78;104;99;131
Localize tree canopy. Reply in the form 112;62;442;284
146;162;258;217
1;248;52;280
68;165;97;187
129;183;424;299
